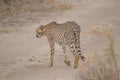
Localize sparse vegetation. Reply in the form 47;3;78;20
0;28;11;33
0;0;75;34
55;3;74;11
0;0;74;17
77;26;119;80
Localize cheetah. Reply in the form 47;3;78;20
36;21;85;68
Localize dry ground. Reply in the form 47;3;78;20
0;0;120;80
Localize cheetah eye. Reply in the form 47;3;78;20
38;32;41;35
40;28;43;31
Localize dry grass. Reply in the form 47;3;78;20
0;0;74;17
55;3;74;10
0;28;11;33
77;26;119;80
0;6;11;17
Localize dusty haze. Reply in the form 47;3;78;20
0;0;120;80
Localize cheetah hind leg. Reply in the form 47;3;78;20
72;53;79;68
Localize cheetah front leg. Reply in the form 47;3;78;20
47;37;54;67
62;46;71;66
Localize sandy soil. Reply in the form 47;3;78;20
0;0;120;80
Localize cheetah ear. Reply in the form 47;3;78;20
40;25;47;32
39;25;44;30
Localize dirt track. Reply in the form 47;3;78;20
0;0;120;80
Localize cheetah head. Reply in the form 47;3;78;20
36;25;45;38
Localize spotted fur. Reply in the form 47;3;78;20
36;21;85;68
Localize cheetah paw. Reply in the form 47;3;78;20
48;62;53;67
64;60;71;66
81;56;85;61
